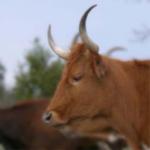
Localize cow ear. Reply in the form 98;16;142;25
92;54;107;79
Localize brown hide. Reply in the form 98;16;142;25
45;43;150;150
0;100;75;149
0;99;72;150
0;99;126;150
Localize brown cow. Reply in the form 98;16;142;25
43;5;150;150
0;99;126;150
0;99;73;150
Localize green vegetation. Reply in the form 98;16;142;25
0;62;5;100
13;38;63;100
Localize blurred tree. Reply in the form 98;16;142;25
132;25;150;42
0;62;5;100
120;0;150;42
129;1;150;42
13;38;63;100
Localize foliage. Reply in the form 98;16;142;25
13;38;63;100
132;26;150;42
0;62;5;99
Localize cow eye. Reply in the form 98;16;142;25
69;73;83;85
72;75;82;82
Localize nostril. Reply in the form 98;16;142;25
42;112;52;124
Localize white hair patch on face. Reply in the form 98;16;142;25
142;144;150;150
97;141;111;150
107;134;119;142
107;134;124;143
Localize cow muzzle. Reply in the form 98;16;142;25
42;111;52;124
42;111;67;127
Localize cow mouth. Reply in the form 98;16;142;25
53;111;110;130
52;116;87;129
52;123;81;138
52;114;112;138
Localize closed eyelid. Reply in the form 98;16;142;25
68;73;84;85
72;75;83;81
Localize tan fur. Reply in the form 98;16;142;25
0;99;112;150
46;43;150;150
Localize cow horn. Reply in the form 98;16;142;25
79;4;99;53
47;25;69;60
70;33;80;47
105;46;126;56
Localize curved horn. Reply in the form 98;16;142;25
70;33;80;47
47;25;69;59
79;5;99;53
105;46;126;56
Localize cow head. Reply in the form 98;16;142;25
43;5;122;137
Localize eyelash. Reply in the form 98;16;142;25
72;75;82;82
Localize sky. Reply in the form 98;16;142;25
0;0;150;87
